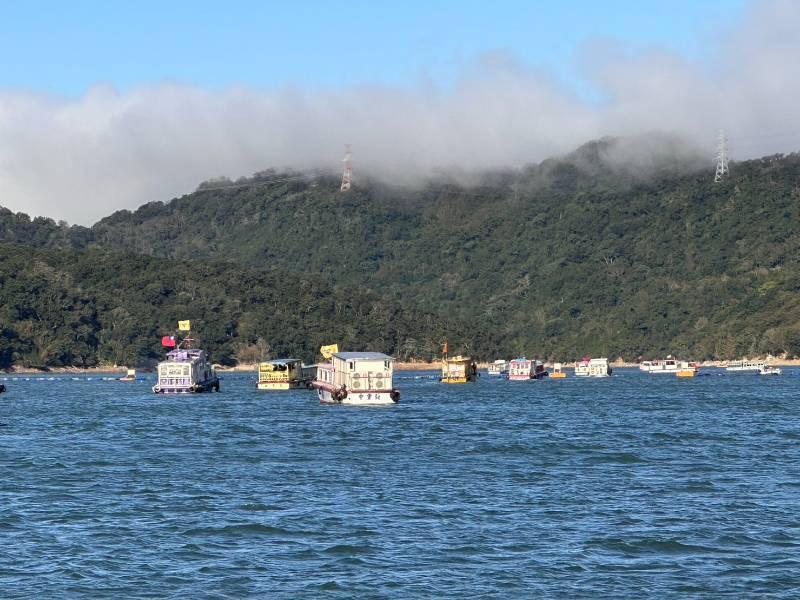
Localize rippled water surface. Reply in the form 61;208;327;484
2;369;800;598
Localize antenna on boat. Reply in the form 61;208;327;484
714;129;729;182
340;144;352;191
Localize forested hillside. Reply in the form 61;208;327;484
3;137;800;363
0;244;494;368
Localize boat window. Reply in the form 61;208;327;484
384;360;390;370
349;361;355;370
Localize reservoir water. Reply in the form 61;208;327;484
1;369;799;597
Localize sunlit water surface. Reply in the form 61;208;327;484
2;369;799;597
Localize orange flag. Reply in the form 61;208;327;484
442;342;448;354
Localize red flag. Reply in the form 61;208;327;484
161;335;176;348
442;342;448;354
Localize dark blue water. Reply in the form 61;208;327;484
2;369;800;598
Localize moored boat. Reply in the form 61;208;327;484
549;362;567;379
256;359;310;390
575;357;612;377
758;365;782;376
639;358;680;374
119;368;137;382
508;357;547;380
441;355;478;383
487;359;509;377
676;361;699;377
312;350;399;405
725;360;765;372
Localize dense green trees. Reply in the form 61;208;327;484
0;244;492;369
2;137;800;366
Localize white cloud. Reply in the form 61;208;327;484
0;0;798;224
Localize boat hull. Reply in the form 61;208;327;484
153;378;219;394
440;376;475;384
256;380;307;391
315;385;398;405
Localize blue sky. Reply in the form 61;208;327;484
1;0;747;97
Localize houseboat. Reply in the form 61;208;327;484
487;359;509;377
441;355;478;383
549;362;567;379
639;358;680;374
153;348;219;394
312;351;399;405
574;357;612;377
725;360;765;372
508;357;547;380
256;359;310;390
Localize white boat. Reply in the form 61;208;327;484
758;365;782;376
487;359;509;376
153;348;219;394
508;357;547;381
312;351;399;405
575;357;612;377
725;360;765;372
639;359;680;374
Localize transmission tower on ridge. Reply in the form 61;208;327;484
714;129;729;183
340;144;352;191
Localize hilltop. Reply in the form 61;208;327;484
3;136;800;362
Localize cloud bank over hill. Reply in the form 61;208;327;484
0;0;798;224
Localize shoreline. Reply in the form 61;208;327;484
6;357;800;375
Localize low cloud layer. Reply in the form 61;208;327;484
1;0;799;225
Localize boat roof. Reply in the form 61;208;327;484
334;352;393;361
165;349;206;362
262;358;301;364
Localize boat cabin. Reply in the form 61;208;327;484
154;348;219;394
312;352;399;404
441;355;477;383
575;357;611;377
508;357;546;380
257;358;306;390
487;359;509;376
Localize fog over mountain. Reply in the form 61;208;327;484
0;0;798;225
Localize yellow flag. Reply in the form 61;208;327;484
320;344;339;359
178;320;191;331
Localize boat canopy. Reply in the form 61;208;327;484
333;352;393;361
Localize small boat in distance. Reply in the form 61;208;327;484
676;362;700;377
508;357;547;380
153;322;220;394
639;358;680;374
119;368;137;382
256;359;310;390
758;365;782;376
312;351;399;404
549;362;567;379
487;359;509;377
575;357;612;377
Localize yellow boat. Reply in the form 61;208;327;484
256;359;308;390
676;361;699;378
441;355;477;384
549;362;567;379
